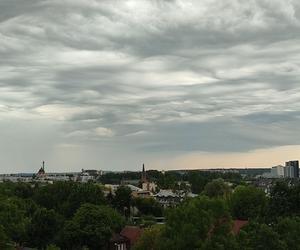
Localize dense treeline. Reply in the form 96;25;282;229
0;182;148;249
1;180;300;249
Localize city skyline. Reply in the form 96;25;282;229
1;1;300;173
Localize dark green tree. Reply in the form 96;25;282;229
268;181;292;218
163;196;232;250
275;217;300;250
230;185;267;220
0;197;29;245
66;183;105;217
27;208;63;249
60;204;125;250
113;186;132;217
0;225;13;250
133;225;165;250
203;179;231;198
133;197;163;217
237;222;286;250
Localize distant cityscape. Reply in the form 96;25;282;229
0;159;299;183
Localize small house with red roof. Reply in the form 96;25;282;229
110;226;143;250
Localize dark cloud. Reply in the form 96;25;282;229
1;0;300;172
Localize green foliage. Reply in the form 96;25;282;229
46;244;61;250
133;225;165;250
134;215;157;227
99;171;141;184
133;197;163;217
237;222;286;250
33;182;105;217
0;196;30;244
66;183;106;217
269;181;300;219
59;203;125;250
14;183;34;199
187;171;241;194
33;182;76;213
27;208;63;249
1;178;300;250
203;179;231;198
113;185;132;216
163;196;232;249
156;173;178;190
98;170;241;194
230;185;267;220
0;225;13;250
275;217;300;250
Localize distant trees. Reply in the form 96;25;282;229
98;170;242;194
203;178;231;198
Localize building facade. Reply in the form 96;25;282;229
271;165;284;178
284;161;299;178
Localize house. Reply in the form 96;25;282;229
110;226;143;250
154;189;183;207
132;190;152;198
110;233;130;250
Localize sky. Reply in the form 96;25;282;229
1;0;300;173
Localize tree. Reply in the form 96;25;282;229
0;225;13;250
268;181;292;219
33;182;76;214
237;222;286;250
230;185;267;220
34;182;105;218
203;179;231;198
14;183;34;199
133;197;163;217
46;244;61;250
275;217;300;250
163;196;232;250
27;208;63;249
133;225;165;250
113;186;132;217
0;197;29;245
65;183;105;217
60;204;125;250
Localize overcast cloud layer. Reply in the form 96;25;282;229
1;0;300;173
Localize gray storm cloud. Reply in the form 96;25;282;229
1;0;300;172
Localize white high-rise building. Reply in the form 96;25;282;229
271;165;284;178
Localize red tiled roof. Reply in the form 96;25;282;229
120;226;143;245
232;220;248;235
